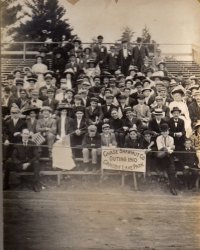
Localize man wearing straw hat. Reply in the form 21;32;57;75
36;106;57;158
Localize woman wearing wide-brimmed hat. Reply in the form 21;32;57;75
169;85;192;137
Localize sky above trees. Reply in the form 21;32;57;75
59;0;200;44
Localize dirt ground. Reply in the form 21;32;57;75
3;175;200;250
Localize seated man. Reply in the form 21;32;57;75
101;123;117;147
156;123;177;195
3;128;41;192
124;128;141;149
133;94;151;130
82;125;101;170
179;138;199;190
109;108;124;147
168;107;186;151
36;106;57;158
70;107;87;157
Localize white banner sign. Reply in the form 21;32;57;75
101;147;146;173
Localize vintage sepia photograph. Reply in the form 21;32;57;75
1;0;200;249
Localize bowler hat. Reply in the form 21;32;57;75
171;107;181;113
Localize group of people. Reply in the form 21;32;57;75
2;35;200;195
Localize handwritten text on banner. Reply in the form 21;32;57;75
101;147;146;173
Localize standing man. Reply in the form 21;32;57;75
93;35;107;71
117;40;133;76
132;37;149;72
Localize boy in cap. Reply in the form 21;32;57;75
156;123;177;195
101;123;117;147
82;125;101;170
133;94;151;129
36;106;57;158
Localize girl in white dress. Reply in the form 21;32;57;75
169;86;192;137
32;56;48;88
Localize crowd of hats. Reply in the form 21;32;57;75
2;36;200;142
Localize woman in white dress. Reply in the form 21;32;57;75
32;55;48;88
52;104;75;170
169;86;192;137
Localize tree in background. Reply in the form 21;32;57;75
141;25;158;53
120;26;135;45
9;0;75;43
1;0;22;42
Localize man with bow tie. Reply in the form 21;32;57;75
3;128;41;192
168;107;186;151
117;40;133;76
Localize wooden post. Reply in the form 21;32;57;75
23;43;26;61
195;175;199;191
133;172;138;191
121;173;125;186
57;173;61;186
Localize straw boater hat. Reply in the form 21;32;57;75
57;103;71;111
40;106;52;112
150;72;163;81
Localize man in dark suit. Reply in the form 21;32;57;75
148;108;167;137
42;88;59;112
85;97;103;125
132;37;149;72
106;45;118;75
4;106;27;144
178;138;199;189
101;94;118;123
93;35;107;70
70;107;87;158
3;128;41;192
117;40;133;76
168;107;186;151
